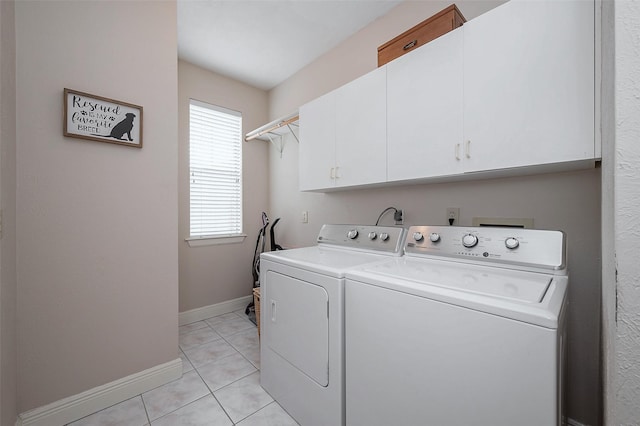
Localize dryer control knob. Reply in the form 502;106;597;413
413;232;424;242
429;233;441;243
380;232;390;241
368;231;377;240
347;229;358;239
462;233;478;248
505;237;520;249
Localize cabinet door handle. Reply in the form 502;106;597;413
465;140;471;158
403;40;418;51
335;166;341;179
330;167;335;179
271;300;276;322
455;143;461;160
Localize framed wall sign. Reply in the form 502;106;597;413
63;88;143;148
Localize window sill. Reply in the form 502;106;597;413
186;234;247;247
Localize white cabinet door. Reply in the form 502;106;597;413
335;67;387;187
299;91;336;191
387;28;464;182
300;67;386;191
463;0;595;173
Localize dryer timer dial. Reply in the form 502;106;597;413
505;237;520;249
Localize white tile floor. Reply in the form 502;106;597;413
67;310;299;426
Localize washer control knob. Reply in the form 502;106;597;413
413;232;424;242
368;231;377;240
462;233;478;248
379;232;390;241
347;229;358;240
505;237;520;249
429;232;441;243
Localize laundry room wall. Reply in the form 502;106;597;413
178;60;269;313
601;0;640;423
15;0;178;413
267;1;601;425
0;0;18;424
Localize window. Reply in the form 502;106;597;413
189;99;243;241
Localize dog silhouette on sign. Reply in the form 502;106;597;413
93;113;136;141
109;113;136;141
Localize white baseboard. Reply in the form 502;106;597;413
179;294;253;326
17;358;182;426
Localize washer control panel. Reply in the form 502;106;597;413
404;225;566;272
317;224;406;255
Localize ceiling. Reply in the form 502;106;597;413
177;0;402;91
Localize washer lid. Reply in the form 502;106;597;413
353;257;551;303
346;257;567;328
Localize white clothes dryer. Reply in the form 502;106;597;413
344;225;568;426
259;224;405;426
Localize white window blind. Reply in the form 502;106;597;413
189;99;242;238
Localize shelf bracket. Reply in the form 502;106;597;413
286;123;300;144
266;133;285;158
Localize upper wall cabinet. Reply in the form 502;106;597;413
299;91;336;191
299;0;597;192
462;0;595;173
387;28;464;182
299;67;387;191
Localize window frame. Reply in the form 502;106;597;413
186;99;245;247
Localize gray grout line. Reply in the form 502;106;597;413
140;394;152;426
144;393;213;426
188;348;237;425
182;312;261;425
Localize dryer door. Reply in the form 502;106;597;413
265;270;330;386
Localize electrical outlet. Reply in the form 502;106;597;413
302;211;309;223
446;207;459;225
394;209;403;225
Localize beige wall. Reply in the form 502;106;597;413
0;0;17;424
268;1;601;424
178;60;269;312
15;1;179;412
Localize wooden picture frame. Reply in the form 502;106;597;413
63;88;143;148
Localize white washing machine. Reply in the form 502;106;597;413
345;225;568;426
259;224;405;426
